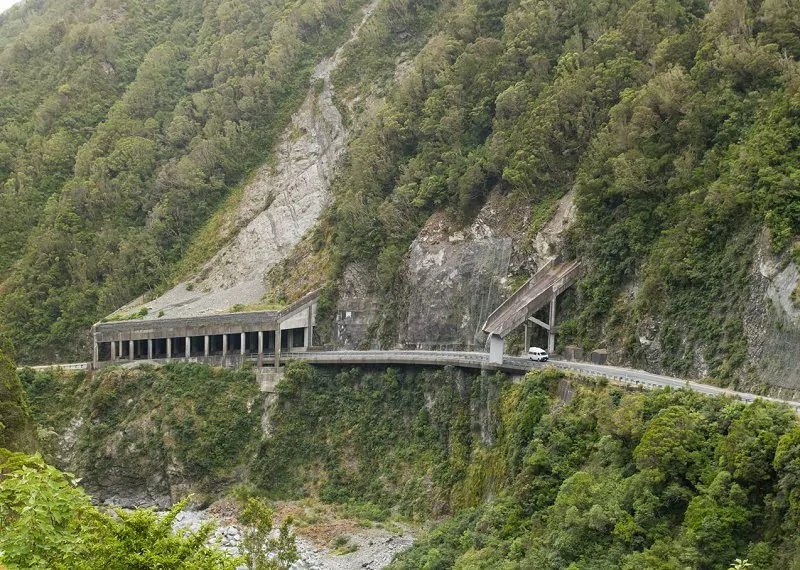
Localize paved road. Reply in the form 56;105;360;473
284;351;800;410
21;350;800;410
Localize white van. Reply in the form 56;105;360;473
528;347;549;362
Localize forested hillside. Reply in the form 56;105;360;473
0;333;36;452
1;0;799;388
20;362;800;569
323;0;800;385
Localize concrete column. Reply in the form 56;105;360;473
185;336;190;359
523;323;530;355
166;338;172;360
129;340;134;361
111;340;116;361
240;332;246;356
275;330;281;370
92;334;99;370
307;306;313;348
147;339;153;360
489;334;504;364
204;335;210;358
257;331;264;368
222;334;228;357
548;295;557;354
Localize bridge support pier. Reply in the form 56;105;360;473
129;340;134;361
489;334;504;365
548;295;556;354
148;339;153;360
240;333;246;357
258;331;263;367
222;334;228;358
204;335;210;358
166;338;172;360
110;340;116;361
185;336;190;359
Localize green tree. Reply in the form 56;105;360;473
0;452;95;569
0;333;36;453
238;497;298;570
0;452;239;569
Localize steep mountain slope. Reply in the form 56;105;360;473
0;0;375;361
315;0;800;391
0;0;799;394
113;0;378;321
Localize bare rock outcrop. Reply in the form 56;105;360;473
743;230;800;395
402;211;512;350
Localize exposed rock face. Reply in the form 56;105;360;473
117;2;379;321
334;263;382;349
333;191;577;350
403;212;512;350
80;419;180;509
744;231;800;395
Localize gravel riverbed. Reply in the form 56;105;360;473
173;507;415;570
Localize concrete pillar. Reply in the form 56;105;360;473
275;330;281;370
129;340;134;361
523;323;530;355
204;335;210;357
92;334;99;370
111;340;116;361
257;331;264;368
307;306;313;348
240;332;246;356
222;334;228;357
185;336;190;359
548;295;557;354
489;334;504;365
166;338;172;360
147;339;153;360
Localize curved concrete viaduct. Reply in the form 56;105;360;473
22;349;800;411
